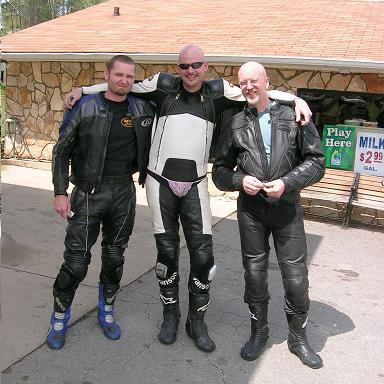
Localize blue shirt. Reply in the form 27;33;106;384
258;101;275;163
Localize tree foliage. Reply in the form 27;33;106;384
1;0;106;35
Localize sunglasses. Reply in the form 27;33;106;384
178;62;204;70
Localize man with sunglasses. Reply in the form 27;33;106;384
63;45;312;353
212;61;324;368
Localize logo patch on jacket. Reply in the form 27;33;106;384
141;118;152;127
121;116;133;128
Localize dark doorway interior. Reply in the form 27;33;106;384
298;89;384;136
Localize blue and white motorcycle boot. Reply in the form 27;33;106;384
46;307;71;350
97;283;121;340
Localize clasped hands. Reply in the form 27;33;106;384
242;175;285;198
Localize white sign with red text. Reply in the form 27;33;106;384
353;129;384;176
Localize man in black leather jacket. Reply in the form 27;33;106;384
213;62;325;368
47;55;155;350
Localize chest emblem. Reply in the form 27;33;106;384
121;116;133;128
141;118;152;127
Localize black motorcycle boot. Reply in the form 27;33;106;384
240;304;269;361
185;292;216;352
286;313;323;369
158;286;180;345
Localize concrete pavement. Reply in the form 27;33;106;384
1;164;384;384
0;164;238;371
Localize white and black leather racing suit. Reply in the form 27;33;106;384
82;76;297;304
132;73;246;295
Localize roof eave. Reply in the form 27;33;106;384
2;52;384;73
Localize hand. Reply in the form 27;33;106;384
53;195;71;219
294;97;312;125
263;179;285;198
243;175;264;195
63;88;82;109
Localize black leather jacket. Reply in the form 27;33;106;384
52;93;155;196
212;100;325;203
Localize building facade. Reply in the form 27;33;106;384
4;59;384;160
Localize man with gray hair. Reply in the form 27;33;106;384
213;61;324;368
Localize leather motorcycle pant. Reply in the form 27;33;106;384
53;175;136;311
146;174;214;293
237;197;309;315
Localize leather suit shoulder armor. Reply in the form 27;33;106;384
157;73;180;94
204;79;224;98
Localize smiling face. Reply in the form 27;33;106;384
177;45;208;93
104;60;135;101
238;62;269;110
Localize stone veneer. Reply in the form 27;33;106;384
4;60;384;160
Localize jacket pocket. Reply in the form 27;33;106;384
277;120;297;132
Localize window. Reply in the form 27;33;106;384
298;89;384;136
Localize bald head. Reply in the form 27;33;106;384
238;61;269;110
177;44;208;93
238;61;267;83
179;45;205;63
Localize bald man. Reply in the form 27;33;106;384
63;47;313;354
213;62;325;368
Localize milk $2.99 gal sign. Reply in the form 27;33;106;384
353;129;384;176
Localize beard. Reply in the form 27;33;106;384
245;93;260;108
112;87;129;96
108;82;131;97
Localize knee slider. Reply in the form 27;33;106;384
189;265;217;294
155;234;180;277
54;262;87;293
156;262;179;288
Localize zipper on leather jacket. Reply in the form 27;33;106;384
201;93;210;174
97;109;113;190
155;93;180;169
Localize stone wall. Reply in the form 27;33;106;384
4;60;384;160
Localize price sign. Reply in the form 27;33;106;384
359;151;384;163
353;130;384;176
